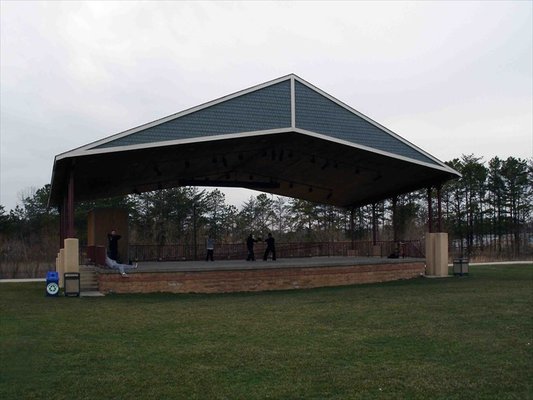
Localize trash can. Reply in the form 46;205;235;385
45;271;60;297
64;273;80;297
453;258;469;276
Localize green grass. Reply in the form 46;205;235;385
1;264;532;400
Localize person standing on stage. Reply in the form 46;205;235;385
263;233;276;261
246;233;259;261
107;229;122;261
206;236;215;261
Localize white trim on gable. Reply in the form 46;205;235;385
292;128;459;175
292;75;450;172
54;73;458;177
58;74;295;158
55;128;294;160
55;125;458;177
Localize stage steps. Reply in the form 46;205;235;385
79;265;99;292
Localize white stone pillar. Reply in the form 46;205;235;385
425;233;449;277
433;233;449;276
425;234;435;275
58;249;65;288
64;238;80;273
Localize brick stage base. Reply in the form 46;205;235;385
97;257;426;294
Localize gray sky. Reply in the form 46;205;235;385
1;1;532;211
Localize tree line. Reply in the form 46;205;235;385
1;154;531;266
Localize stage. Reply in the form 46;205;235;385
94;256;426;294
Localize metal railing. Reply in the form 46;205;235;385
127;240;425;261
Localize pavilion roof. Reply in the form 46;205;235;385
49;74;459;208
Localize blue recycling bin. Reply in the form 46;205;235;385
46;271;60;297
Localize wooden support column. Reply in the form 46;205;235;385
350;207;355;250
392;196;398;243
427;187;433;233
436;184;442;232
66;169;75;238
59;168;76;245
372;203;378;245
59;202;66;247
193;202;197;261
371;203;381;256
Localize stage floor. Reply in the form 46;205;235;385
127;256;424;273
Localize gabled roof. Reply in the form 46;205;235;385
49;74;460;207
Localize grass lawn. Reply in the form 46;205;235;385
1;264;532;400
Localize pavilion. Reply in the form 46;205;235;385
48;74;460;293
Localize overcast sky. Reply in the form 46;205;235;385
1;1;532;211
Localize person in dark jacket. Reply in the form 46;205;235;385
246;233;259;261
107;229;122;261
263;233;276;261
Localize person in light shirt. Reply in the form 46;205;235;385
105;256;138;277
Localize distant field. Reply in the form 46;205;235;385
1;264;532;400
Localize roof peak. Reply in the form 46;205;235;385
55;73;453;173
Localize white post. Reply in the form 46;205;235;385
425;233;449;277
64;238;80;273
58;249;65;288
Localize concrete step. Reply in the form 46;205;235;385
80;265;99;292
